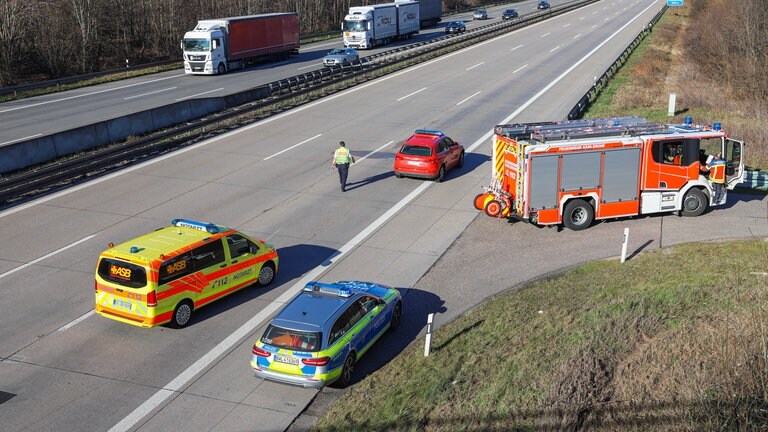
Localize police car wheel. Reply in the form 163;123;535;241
389;302;402;332
337;354;356;388
681;188;708;217
257;262;276;286
171;300;193;328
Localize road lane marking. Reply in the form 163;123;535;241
513;64;528;74
0;75;184;114
175;88;225;101
563;23;571;28
510;44;524;51
457;91;481;106
397;87;427;101
574;33;583;38
124;87;177;100
57;310;95;331
550;45;561;53
465;61;485;71
104;2;660;428
540;32;551;37
0;235;96;280
356;140;394;164
263;133;323;160
1;134;42;146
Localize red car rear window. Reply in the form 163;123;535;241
400;145;433;156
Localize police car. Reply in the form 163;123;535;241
251;281;403;388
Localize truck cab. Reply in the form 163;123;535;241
182;22;228;75
343;9;375;49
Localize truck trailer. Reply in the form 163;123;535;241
474;117;745;230
182;13;299;75
408;0;442;27
343;1;420;49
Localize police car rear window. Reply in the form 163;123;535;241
262;325;321;352
98;258;147;288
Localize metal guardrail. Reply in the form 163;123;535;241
0;0;597;206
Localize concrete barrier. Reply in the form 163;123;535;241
735;170;768;191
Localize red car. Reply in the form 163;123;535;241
393;130;464;182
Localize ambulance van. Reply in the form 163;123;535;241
95;219;279;328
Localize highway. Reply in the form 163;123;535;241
4;1;757;432
0;1;549;148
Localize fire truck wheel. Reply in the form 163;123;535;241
485;200;502;217
563;199;594;231
681;188;708;217
474;193;488;210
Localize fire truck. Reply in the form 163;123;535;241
474;117;745;230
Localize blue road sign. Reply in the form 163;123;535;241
667;0;684;6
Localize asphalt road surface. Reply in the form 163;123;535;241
4;1;755;432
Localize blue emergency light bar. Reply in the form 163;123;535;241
414;129;444;137
171;218;220;234
303;281;354;297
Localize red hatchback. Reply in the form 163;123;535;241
393;130;464;182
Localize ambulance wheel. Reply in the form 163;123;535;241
435;165;446;183
458;151;465;168
334;353;356;388
257;262;276;286
474;193;488;210
217;63;226;75
681;188;708;217
563;199;594;231
485;199;502;217
171;300;194;328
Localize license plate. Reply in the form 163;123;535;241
274;354;299;365
407;161;421;166
113;299;132;310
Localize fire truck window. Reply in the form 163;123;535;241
661;141;684;166
700;138;721;163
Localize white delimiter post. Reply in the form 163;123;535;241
621;227;630;263
668;93;676;117
424;313;434;357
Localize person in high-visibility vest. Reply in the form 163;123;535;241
706;153;727;203
331;141;355;192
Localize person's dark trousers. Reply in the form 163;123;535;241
336;163;350;191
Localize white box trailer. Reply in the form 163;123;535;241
395;0;420;36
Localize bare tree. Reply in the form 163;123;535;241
0;0;33;85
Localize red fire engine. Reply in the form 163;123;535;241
474;117;745;230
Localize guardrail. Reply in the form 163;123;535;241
0;0;597;205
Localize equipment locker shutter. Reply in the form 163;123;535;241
529;155;558;210
560;152;601;191
602;148;640;202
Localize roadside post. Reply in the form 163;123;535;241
621;227;630;263
424;313;434;357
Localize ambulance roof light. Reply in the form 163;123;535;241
171;218;220;234
130;246;140;253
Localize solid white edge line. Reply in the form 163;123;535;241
1;134;42;146
263;133;323;160
0;234;96;280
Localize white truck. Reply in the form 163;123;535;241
181;13;299;75
343;1;420;49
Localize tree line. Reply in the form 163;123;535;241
0;0;483;86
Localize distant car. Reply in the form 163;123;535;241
502;9;519;20
394;129;465;182
323;48;359;66
537;1;551;9
251;281;403;388
444;21;466;34
473;9;488;20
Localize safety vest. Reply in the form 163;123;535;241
708;159;726;184
334;147;351;164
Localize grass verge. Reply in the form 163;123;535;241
315;240;768;431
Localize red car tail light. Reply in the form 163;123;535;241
302;357;330;366
252;345;271;357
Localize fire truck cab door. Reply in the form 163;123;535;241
650;139;696;190
724;138;744;190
